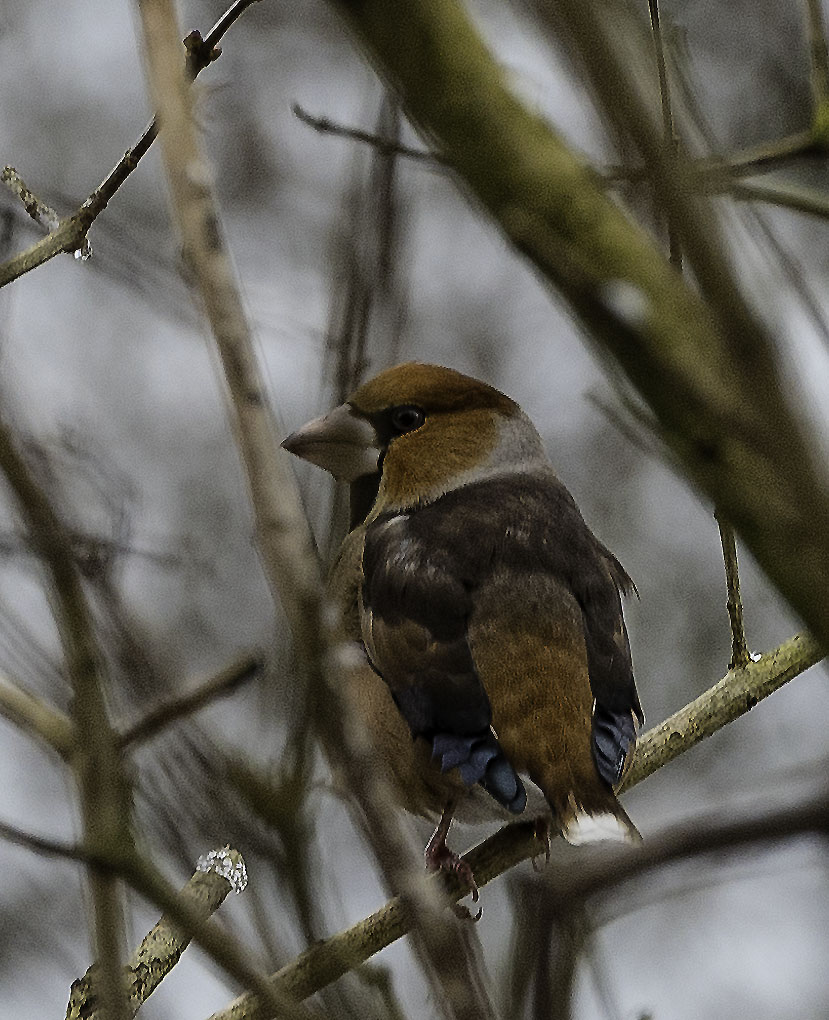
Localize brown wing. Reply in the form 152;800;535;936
359;472;642;819
467;566;628;829
361;512;527;812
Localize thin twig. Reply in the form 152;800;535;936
0;818;85;859
0;167;61;232
729;177;829;219
292;102;444;165
118;654;264;748
0;0;261;289
0;422;132;1020
714;510;751;669
804;0;829;140
0;671;75;758
602;129;818;187
647;0;682;269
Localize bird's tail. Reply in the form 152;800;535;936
558;790;641;845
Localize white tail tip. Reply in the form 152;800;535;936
563;809;641;845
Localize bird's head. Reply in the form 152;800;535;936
282;363;547;518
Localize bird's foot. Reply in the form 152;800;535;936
531;816;552;872
425;812;481;921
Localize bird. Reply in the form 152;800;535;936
282;362;642;886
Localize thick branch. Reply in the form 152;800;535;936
65;848;249;1020
327;0;829;652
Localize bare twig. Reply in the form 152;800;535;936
65;848;249;1020
714;510;751;669
0;422;132;1020
0;818;85;859
118;654;264;748
0;671;75;758
1;167;61;233
0;0;261;289
805;0;829;140
729;177;829;220
292;102;444;165
646;0;682;269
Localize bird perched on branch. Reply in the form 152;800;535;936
283;363;642;886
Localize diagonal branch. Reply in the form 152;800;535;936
206;628;824;1020
327;0;829;653
138;3;504;1017
0;670;75;758
65;848;251;1020
0;0;261;289
118;654;264;748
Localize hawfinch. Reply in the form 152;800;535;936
283;363;642;878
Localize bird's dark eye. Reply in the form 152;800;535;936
390;405;425;434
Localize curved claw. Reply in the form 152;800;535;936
425;803;482;919
452;899;483;922
531;816;552;872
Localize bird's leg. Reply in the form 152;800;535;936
424;803;480;917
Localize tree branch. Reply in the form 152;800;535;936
292;102;444;164
118;654;264;748
0;423;133;1020
0;671;75;758
206;628;824;1019
0;0;261;289
324;0;829;651
65;848;250;1020
714;510;751;669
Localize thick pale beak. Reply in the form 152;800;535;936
282;403;382;482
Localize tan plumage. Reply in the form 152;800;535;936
284;363;642;857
